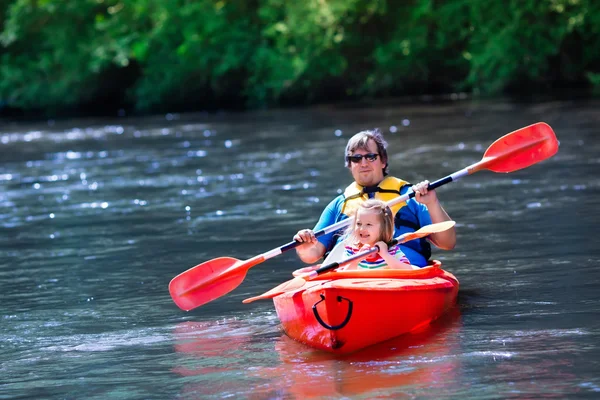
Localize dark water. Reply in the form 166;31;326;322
1;98;599;399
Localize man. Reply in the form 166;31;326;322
293;128;456;267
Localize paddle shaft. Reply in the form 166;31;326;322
274;171;463;253
301;221;455;279
242;221;456;304
275;127;552;258
302;238;398;279
170;122;558;311
184;123;553;271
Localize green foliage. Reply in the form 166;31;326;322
366;0;470;95
463;0;600;93
114;0;256;110
249;0;381;106
1;1;105;110
0;0;599;115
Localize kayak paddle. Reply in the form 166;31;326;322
242;221;456;304
170;122;558;311
301;220;455;280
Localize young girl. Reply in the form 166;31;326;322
343;199;412;270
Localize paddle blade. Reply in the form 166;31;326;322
397;221;456;244
169;257;245;311
482;122;558;173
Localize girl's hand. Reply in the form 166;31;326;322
412;180;438;206
375;241;388;255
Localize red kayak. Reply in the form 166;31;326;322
266;261;458;354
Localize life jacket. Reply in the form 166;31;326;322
340;176;410;217
340;176;432;263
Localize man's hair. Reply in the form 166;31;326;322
344;128;389;175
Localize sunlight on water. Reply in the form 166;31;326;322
1;100;600;399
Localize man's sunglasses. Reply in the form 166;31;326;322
346;153;380;163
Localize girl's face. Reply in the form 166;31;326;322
354;209;382;246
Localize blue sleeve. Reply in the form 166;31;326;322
399;185;432;226
397;185;432;267
313;195;348;253
411;198;432;226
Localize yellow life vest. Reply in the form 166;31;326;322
340;176;410;218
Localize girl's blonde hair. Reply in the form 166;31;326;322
347;199;395;243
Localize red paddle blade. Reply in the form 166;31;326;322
481;122;558;173
169;257;245;311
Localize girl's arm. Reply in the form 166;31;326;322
376;242;412;270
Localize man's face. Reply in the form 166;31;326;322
347;139;386;187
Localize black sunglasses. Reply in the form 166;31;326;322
347;153;380;163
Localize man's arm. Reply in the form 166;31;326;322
293;235;327;264
412;181;456;250
293;196;343;264
423;199;456;250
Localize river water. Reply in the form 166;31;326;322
1;98;599;399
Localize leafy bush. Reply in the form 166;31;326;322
0;0;598;115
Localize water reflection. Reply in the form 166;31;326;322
172;307;463;399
